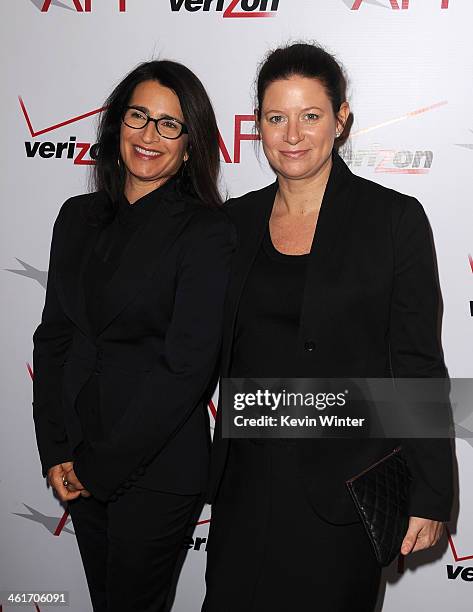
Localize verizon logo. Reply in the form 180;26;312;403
170;0;279;17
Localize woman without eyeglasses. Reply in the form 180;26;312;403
32;60;234;612
203;43;454;612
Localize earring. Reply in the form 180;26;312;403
335;131;341;138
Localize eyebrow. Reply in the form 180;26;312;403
128;105;183;122
264;106;325;114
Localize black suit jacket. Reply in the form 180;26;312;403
33;183;235;502
207;152;454;524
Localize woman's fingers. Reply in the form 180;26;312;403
47;464;81;502
47;464;65;492
61;461;74;472
46;463;91;501
65;467;91;497
401;517;445;555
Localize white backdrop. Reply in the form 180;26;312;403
1;1;472;610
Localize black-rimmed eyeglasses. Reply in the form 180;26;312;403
122;106;188;140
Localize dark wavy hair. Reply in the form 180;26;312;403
255;42;352;147
90;60;222;223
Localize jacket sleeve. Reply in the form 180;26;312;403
33;200;74;476
73;213;236;502
389;196;454;522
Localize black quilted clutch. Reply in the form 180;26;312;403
346;446;412;567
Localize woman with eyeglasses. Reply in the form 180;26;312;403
32;60;234;612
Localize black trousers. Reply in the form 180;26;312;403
68;486;200;612
203;440;382;612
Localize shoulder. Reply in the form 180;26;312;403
349;171;429;232
226;182;276;210
54;191;104;226
224;182;276;229
178;197;237;250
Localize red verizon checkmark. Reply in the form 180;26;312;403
19;96;106;138
447;526;473;562
223;0;275;17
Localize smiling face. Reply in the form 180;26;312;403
119;79;188;198
258;75;349;183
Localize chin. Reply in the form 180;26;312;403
129;164;165;180
278;167;315;181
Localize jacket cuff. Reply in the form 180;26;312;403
73;442;147;503
73;444;113;502
408;483;453;522
40;446;73;478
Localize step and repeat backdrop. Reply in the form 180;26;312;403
1;1;472;611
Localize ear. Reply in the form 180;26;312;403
254;109;261;133
336;102;350;135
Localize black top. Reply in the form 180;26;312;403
230;227;308;379
76;187;165;442
84;188;163;333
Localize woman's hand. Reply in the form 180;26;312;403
64;464;91;498
401;516;444;555
47;461;90;502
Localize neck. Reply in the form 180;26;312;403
124;175;169;205
276;155;333;216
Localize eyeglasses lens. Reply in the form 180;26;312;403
123;108;183;139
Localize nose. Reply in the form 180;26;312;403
284;118;303;145
141;120;160;143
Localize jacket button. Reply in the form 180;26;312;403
94;355;102;374
304;341;315;352
97;349;104;359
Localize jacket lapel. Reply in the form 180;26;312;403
297;151;357;345
56;187;190;339
222;151;357;375
56;206;100;338
96;192;188;335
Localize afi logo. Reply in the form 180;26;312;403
170;0;280;18
39;0;127;11
350;0;449;9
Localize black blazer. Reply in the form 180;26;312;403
207;152;454;524
33;183;235;502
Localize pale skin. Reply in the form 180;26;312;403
47;80;189;502
257;75;444;555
